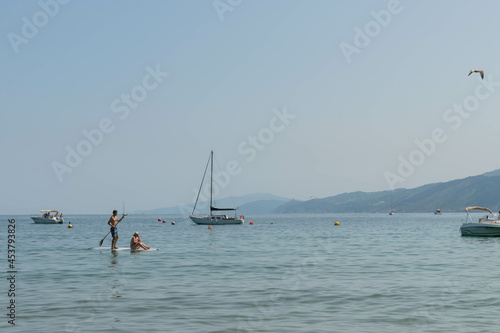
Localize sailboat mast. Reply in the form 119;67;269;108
210;150;213;216
192;152;211;215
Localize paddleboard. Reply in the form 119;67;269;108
90;247;159;251
131;247;159;252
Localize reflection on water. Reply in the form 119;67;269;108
461;235;500;245
109;253;125;301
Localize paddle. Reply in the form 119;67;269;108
99;230;111;247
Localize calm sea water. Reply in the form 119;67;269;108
2;213;500;332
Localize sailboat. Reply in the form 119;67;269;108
389;199;394;215
190;151;245;225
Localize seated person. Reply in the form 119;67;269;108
130;232;150;250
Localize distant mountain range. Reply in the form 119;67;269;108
131;193;291;215
133;170;500;215
275;170;500;213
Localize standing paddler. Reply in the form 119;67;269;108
108;210;125;250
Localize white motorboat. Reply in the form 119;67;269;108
460;206;500;236
190;151;244;225
190;214;244;225
434;208;442;215
31;210;64;224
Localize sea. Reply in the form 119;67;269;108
2;212;500;333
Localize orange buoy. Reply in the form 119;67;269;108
208;225;213;229
249;221;254;225
162;220;166;223
158;218;161;221
334;221;340;226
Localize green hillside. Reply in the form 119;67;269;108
274;173;500;213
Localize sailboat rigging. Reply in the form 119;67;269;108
190;151;244;225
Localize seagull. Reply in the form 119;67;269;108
468;69;484;79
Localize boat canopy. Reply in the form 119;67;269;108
465;206;492;214
40;210;59;213
210;206;236;211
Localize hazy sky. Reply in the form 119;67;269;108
2;0;500;214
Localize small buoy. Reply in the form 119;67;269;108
68;224;73;228
249;221;254;225
162;220;166;223
334;221;340;226
158;218;161;221
171;221;176;225
208;225;213;229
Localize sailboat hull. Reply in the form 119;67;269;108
190;215;244;225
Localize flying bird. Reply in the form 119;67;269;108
468;69;484;79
